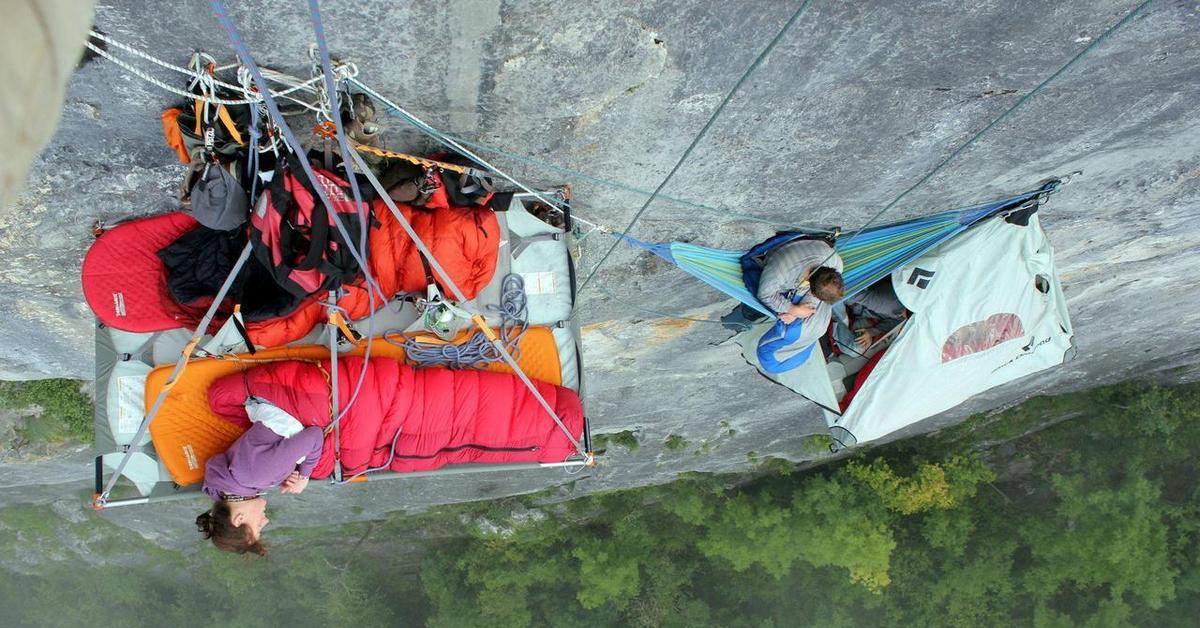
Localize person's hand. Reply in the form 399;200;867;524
788;303;817;320
280;471;309;495
779;312;797;324
855;330;873;350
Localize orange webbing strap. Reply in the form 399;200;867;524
193;99;203;136
471;315;499;342
353;144;472;175
328;311;358;345
216;105;245;145
162;337;201;392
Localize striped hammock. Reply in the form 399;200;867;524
615;188;1048;319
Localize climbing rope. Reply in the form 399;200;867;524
387;274;530;368
83;29;826;263
409;131;836;234
85;30;336;110
813;0;1156;271
576;0;817;295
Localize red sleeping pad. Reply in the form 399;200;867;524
207;358;584;478
82;212;207;331
81;198;500;347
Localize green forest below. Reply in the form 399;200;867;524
2;380;1199;627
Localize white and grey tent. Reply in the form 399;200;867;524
741;193;1074;448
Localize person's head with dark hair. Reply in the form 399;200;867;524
196;498;269;556
810;266;845;303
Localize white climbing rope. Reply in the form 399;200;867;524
85;30;340;109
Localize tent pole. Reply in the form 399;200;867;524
345;460;589;483
94;488;207;510
327;292;343;483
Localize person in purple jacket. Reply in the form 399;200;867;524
195;398;324;555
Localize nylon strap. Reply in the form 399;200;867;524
216;105;245;145
353;144;476;175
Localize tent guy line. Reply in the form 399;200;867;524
575;0;817;295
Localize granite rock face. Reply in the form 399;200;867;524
0;1;1198;540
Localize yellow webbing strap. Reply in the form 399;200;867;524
193;99;203;136
329;311;358;345
161;337;201;392
470;315;499;342
216;105;245;145
354;144;472;175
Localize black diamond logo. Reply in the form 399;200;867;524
907;267;935;289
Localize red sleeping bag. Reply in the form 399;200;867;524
81;197;499;348
206;358;585;478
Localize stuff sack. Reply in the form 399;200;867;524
186;162;249;230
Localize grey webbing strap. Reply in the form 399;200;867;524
349;150;586;457
327;293;342;482
510;232;562;260
98;241;253;505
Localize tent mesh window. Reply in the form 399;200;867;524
941;313;1025;362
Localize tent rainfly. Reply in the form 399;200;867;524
740;191;1074;448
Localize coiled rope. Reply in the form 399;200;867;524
386;274;529;369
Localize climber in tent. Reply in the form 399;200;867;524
832;280;908;355
196;398;322;556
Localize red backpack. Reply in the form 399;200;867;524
250;157;369;299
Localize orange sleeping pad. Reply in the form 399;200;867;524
146;327;564;486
